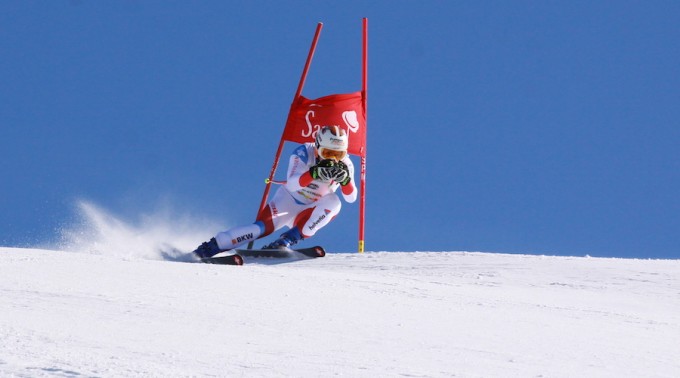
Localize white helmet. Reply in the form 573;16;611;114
315;126;348;161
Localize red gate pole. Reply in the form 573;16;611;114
247;22;323;249
358;18;368;253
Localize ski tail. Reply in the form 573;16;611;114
201;254;244;266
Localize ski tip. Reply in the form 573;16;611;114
294;246;325;258
313;246;326;257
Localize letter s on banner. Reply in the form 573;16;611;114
303;110;323;139
303;110;315;138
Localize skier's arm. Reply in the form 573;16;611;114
285;145;330;191
285;153;310;193
297;171;314;188
339;159;357;203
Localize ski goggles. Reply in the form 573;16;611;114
318;147;347;161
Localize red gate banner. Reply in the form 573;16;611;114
282;92;366;157
252;19;368;252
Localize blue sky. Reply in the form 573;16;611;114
1;1;679;258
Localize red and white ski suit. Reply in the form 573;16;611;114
214;143;356;250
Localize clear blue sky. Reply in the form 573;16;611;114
1;1;679;258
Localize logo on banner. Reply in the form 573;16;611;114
342;111;360;133
303;109;360;138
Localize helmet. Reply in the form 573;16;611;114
315;126;348;161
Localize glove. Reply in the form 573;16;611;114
332;161;351;186
309;159;337;181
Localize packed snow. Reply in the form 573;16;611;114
2;247;679;377
1;203;678;377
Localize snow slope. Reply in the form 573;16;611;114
1;247;678;377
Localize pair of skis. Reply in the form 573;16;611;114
200;246;326;266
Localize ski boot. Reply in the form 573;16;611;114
192;237;223;259
263;227;303;250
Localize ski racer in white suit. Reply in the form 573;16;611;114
192;126;357;259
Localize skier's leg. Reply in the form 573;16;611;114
192;188;293;258
297;193;342;238
257;186;301;233
257;194;340;251
261;189;324;250
262;193;340;248
255;187;296;237
213;222;265;251
209;188;299;252
192;221;264;259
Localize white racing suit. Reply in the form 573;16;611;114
214;143;357;250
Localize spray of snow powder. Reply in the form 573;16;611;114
55;200;224;261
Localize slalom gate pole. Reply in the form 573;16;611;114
358;18;368;253
247;22;323;249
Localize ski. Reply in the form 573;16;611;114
198;247;325;266
235;246;326;259
200;254;244;266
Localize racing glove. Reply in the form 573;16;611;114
332;161;351;186
309;159;337;181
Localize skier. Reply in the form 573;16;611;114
191;125;357;259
